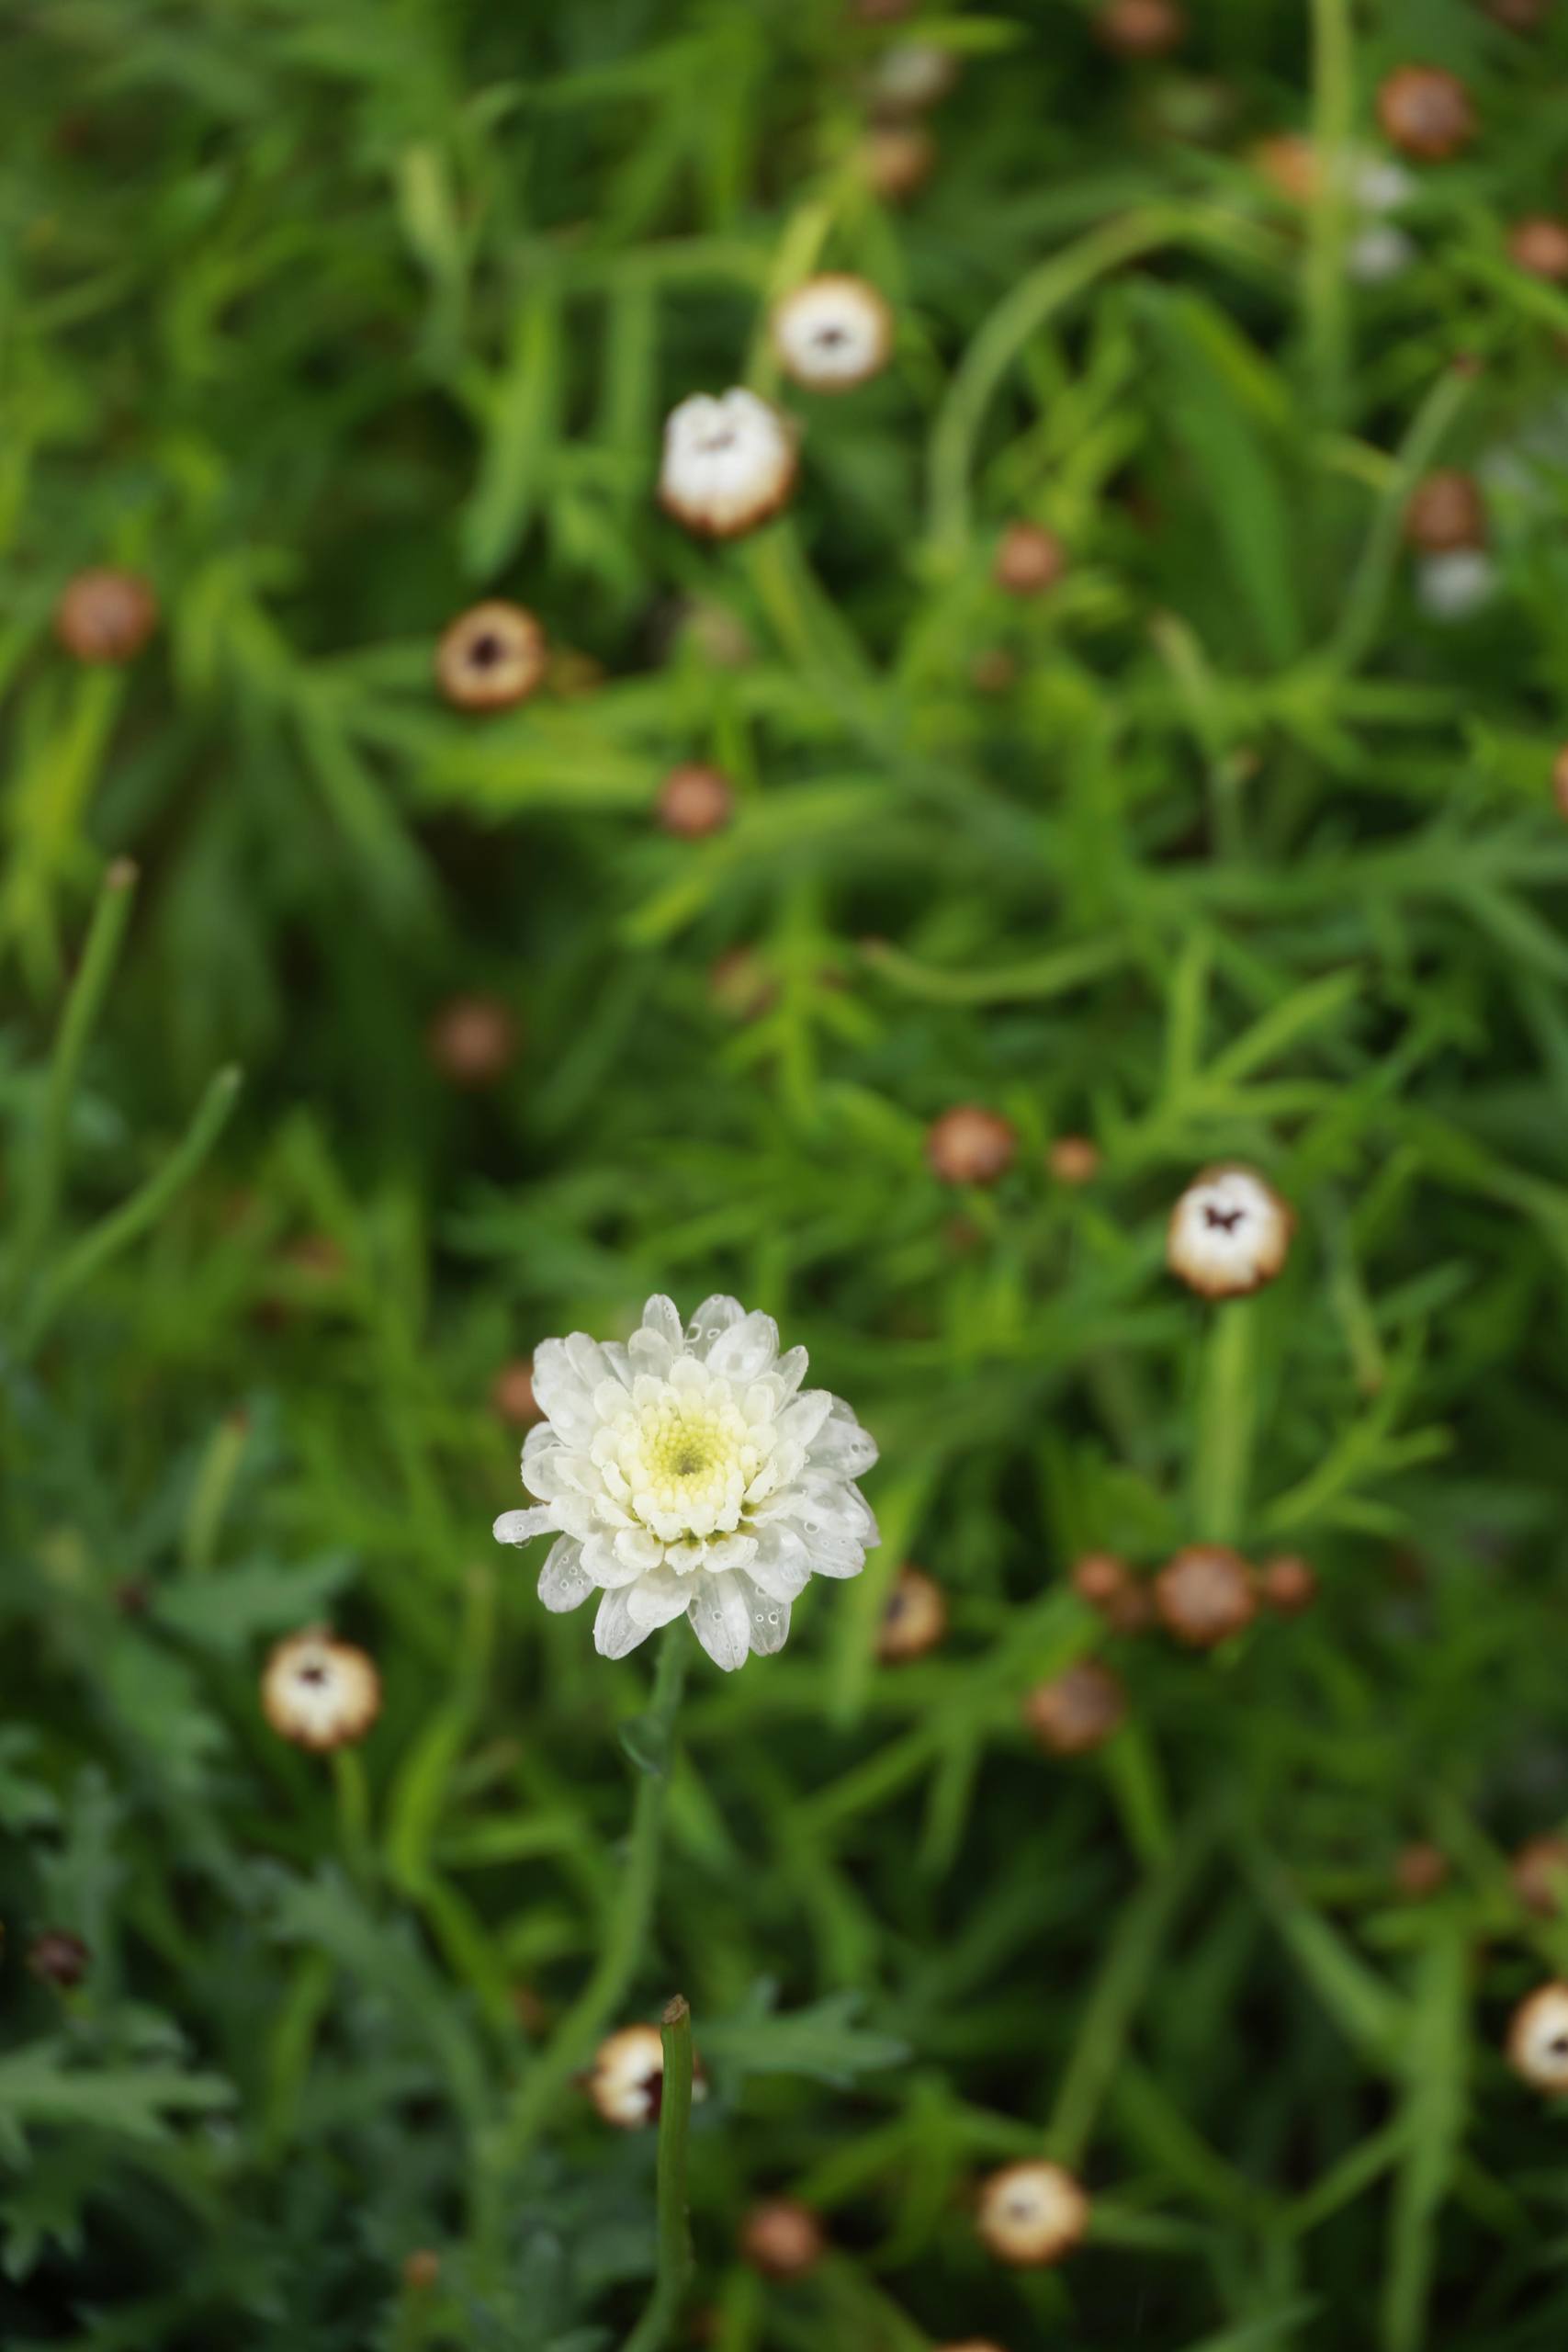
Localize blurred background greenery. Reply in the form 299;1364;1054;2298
10;0;1568;2346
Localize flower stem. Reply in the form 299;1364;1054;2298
1191;1300;1257;1546
500;1633;689;2172
622;1995;695;2352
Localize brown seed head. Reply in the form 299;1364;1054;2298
1508;1982;1568;2093
1048;1135;1101;1185
28;1929;89;1990
401;2250;441;2291
858;123;936;202
435;601;547;712
877;1564;948;1662
1551;747;1568;820
1259;1554;1317;1615
1250;133;1322;209
491;1358;539;1427
1156;1546;1258;1647
1072;1552;1130;1611
994;522;1068;597
1024;1660;1127;1755
1483;0;1549;28
657;763;735;840
1376;66;1477;163
54;568;158;664
427;995;519;1090
1507;217;1568;279
976;2160;1089;2266
926;1105;1017;1186
739;2198;826;2279
1404;469;1486;554
1096;0;1188;57
1394;1841;1450;1898
1512;1833;1568;1917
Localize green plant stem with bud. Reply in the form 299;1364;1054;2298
622;1996;695;2352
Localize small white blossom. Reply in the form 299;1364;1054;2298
659;390;797;539
261;1630;380;1751
1353;154;1415;216
1416;548;1497;621
1507;1983;1568;2094
494;1294;879;1671
1167;1164;1293;1299
771;276;893;391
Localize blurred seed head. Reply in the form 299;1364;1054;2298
1070;1551;1151;1631
1507;217;1568;279
28;1928;89;1990
427;995;520;1089
435;602;547;712
772;275;894;392
1511;1833;1568;1916
1024;1660;1127;1755
976;2160;1089;2266
1250;133;1322;207
491;1358;539;1428
1096;0;1188;59
401;2250;441;2291
1259;1554;1317;1615
1047;1135;1101;1185
1376;67;1477;163
55;568;158;664
1156;1547;1258;1647
708;946;778;1022
877;1564;948;1662
682;602;754;669
994;522;1068;596
926;1105;1017;1185
262;1629;381;1752
660;391;797;539
1551;748;1568;820
1507;1983;1568;2093
858;122;936;201
739;2198;826;2278
657;763;735;840
1167;1163;1292;1298
1394;1841;1449;1898
971;648;1019;694
1483;0;1549;28
1405;469;1487;553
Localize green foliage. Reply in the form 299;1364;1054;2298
7;0;1568;2347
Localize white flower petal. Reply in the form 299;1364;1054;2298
614;1528;665;1572
773;1345;809;1399
779;1390;833;1449
688;1571;752;1672
626;1568;695;1629
582;1532;644;1589
594;1587;658;1660
748;1530;813;1602
703;1532;758;1574
640;1295;684;1351
740;1575;792;1656
538;1538;593;1613
685;1295;745;1356
493;1505;557;1547
707;1310;780;1383
628;1324;675;1377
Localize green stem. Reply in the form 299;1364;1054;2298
332;1747;375;1893
182;1408;251;1572
623;1996;695;2352
1191;1299;1257;1545
8;857;138;1308
1303;0;1354;424
1325;363;1474;677
16;1064;243;1360
501;1633;689;2171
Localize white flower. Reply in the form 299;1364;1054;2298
1167;1164;1293;1299
1353;153;1415;215
1416;548;1497;621
658;390;797;539
493;1294;879;1671
771;276;893;391
261;1630;381;1751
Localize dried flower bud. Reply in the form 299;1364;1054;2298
1250;133;1322;208
994;523;1068;597
926;1105;1017;1186
1071;1552;1129;1611
773;275;893;392
971;649;1019;694
1096;0;1188;57
1155;1546;1258;1647
262;1630;381;1752
877;1564;948;1662
427;995;520;1089
1552;747;1568;820
660;390;797;539
1047;1135;1101;1185
1511;1833;1568;1917
1483;0;1548;27
1507;217;1568;279
491;1358;539;1428
1259;1554;1317;1615
1167;1164;1293;1298
1507;1983;1568;2093
587;2022;707;2127
1394;1841;1449;1898
657;763;735;840
739;2198;826;2278
1405;469;1486;554
976;2161;1089;2267
1376;67;1476;164
435;602;547;712
1024;1661;1126;1755
858;123;936;201
867;41;958;116
54;568;158;664
401;2250;441;2291
28;1929;89;1990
